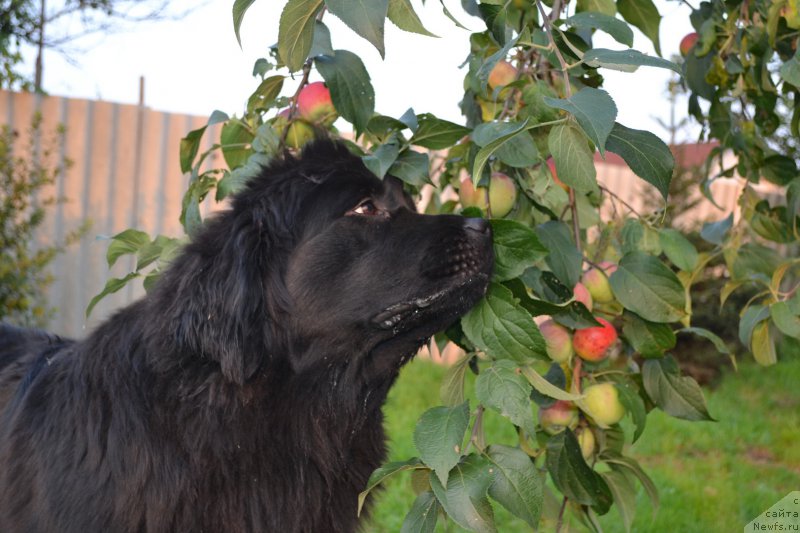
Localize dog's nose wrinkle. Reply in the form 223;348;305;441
464;217;490;234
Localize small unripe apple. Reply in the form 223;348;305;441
576;427;596;461
539;319;573;363
581;262;618;304
680;32;698;57
488;60;517;89
580;383;626;427
539;400;579;435
459;172;517;218
275;110;314;149
573;317;617;362
296;81;337;125
573;282;593;311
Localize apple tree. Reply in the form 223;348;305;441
97;0;799;530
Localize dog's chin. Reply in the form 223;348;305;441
369;272;490;353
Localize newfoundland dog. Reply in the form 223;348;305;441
0;140;493;532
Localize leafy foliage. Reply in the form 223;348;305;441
0;116;87;326
98;0;799;530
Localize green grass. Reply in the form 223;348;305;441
363;353;800;532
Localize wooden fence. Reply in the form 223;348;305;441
1;89;761;339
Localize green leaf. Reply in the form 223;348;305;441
309;21;334;57
278;0;324;72
180;126;207;174
547;123;598;193
566;12;633;47
362;141;400;178
605;122;673;200
409;113;471;150
780;52;800;87
546;430;613;513
414;402;470;486
610;252;686;323
472;119;534;186
576;0;616;16
659;229;699;271
401;491;440;533
486;445;543;527
220;119;254;170
325;0;388;57
358;458;425;515
608;375;647;442
461;283;547;362
490;219;548;282
247;75;285;113
316;50;375;134
617;0;662;56
440;354;471;407
106;229;151;268
739;305;770;347
700;213;733;245
751;321;777;366
232;0;257;47
622;311;676;358
601;470;637;533
544;88;617;156
583;48;681;75
429;455;496;533
534;221;582;288
86;272;140;318
472;122;539;168
520;366;582;402
642;356;714;421
388;149;430;188
475;360;536;436
678;327;731;354
771;301;800;339
388;0;437;37
601;451;659;514
135;235;177;271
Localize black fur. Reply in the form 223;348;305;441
0;140;493;532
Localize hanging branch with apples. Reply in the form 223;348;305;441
95;0;800;530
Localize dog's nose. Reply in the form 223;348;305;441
463;217;490;234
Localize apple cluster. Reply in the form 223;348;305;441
537;262;628;459
274;81;338;149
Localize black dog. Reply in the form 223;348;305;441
0;140;493;532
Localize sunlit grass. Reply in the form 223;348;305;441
363;351;800;532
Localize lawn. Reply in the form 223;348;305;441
363;351;800;532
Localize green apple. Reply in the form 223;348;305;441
576;427;596;461
580;382;626;427
539;319;573;363
581;262;618;304
459;172;517;218
539;400;579;435
573;317;617;362
296;81;337;126
275;110;314;149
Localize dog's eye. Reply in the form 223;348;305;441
348;199;380;217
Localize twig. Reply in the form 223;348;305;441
599;185;646;218
534;0;572;97
280;60;313;147
568;187;582;252
555;495;569;532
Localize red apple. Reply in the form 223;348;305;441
680;32;698;57
459;172;517;218
580;382;626;427
539;400;579;435
488;60;517;89
581;262;618;304
573;318;617;362
573;282;593;311
296;81;337;125
539;319;573;363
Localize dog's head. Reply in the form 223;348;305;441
153;140;492;384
